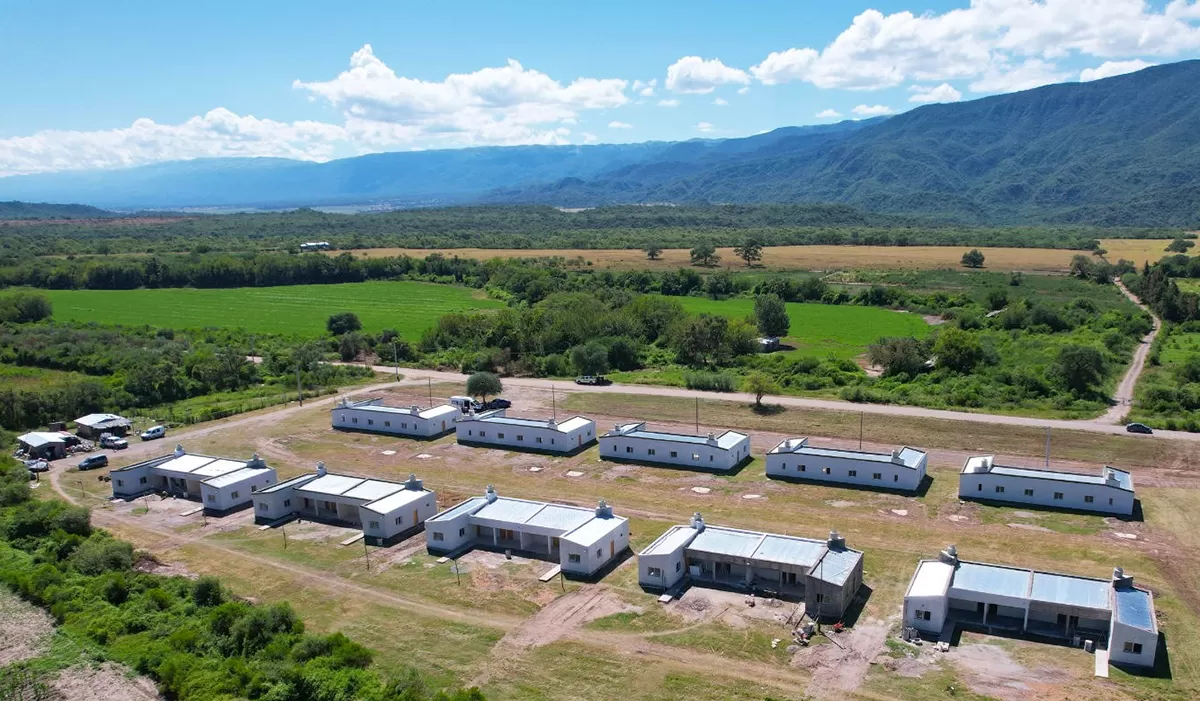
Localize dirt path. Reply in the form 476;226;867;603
1105;278;1162;424
793;619;890;699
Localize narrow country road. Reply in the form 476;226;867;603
1105;277;1162;424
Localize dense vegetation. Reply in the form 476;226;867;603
0;457;483;701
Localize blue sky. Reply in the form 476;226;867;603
1;0;1198;176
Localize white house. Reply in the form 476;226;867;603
766;438;927;492
73;413;131;439
959;456;1135;516
637;514;864;619
252;463;437;545
425;486;629;578
903;546;1159;670
599;422;750;472
110;444;278;512
332;398;458;438
455;409;596;455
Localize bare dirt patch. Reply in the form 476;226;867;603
51;663;162;701
0;587;55;666
133;553;196;579
496;587;636;650
1007;523;1054;533
949;643;1062;701
791;618;890;698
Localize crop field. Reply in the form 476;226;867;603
669;296;933;359
329;238;1180;272
39;281;504;337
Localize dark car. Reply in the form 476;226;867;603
78;454;109;471
1125;423;1153;435
484;398;512;410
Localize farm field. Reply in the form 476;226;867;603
328;239;1179;272
667;296;933;359
38;281;504;336
53;382;1198;701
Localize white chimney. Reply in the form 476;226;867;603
691;512;706;532
828;530;846;550
316;461;327;477
596;499;613;518
892;448;903;463
485;485;498;503
173;443;185;458
939;544;959;566
706;432;717;445
411;405;420;414
405;473;423;491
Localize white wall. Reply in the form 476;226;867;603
766;451;925;491
959;473;1133;516
110;463;154;498
599;434;749;471
637;548;688;590
253;486;298;522
332;406;454;438
904;594;948;634
360;493;438;541
1109;619;1158;667
426;510;476;552
200;473;276;512
456;419;589;454
561;522;629;576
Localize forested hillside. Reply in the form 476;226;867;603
0;201;116;219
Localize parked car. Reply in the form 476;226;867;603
25;459;50;473
1125;423;1153;435
78;454;109;471
575;375;612;386
100;434;128;450
484;398;512;410
140;425;167;441
449;396;476;413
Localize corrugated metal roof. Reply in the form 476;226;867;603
471;415;560;429
342;480;404;502
811;548;862;587
557;417;594;432
689;527;763;559
950;562;1031;599
203;467;272;489
361;488;430;515
191;459;248;478
773;441;924;468
1030;572;1111;610
1114;586;1156;632
562;516;626;547
428;497;487;522
908;560;954;598
17;432;67;447
751;535;827;568
524;504;593;532
472;497;547;524
295;474;364;496
257;473;318;494
153;454;217;475
640;526;698;556
716;431;748;449
75;413;129;427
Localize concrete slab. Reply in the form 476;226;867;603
340;532;365;546
181;507;204;516
658;592;675;604
1095;648;1110;678
539;564;562;582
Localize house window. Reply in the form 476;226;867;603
551;439;555;444
458;527;466;537
1084;495;1094;503
893;475;899;482
353;417;358;424
284;499;291;508
538;437;544;444
401;423;407;429
670;451;678;458
873;473;882;480
385;421;391;427
517;435;523;441
781;463;787;470
139;476;147;484
822;467;831;475
1054;492;1064;500
648;448;656;456
367;419;374;425
692;453;700;461
117;479;124;487
1109;498;1114;505
1124;642;1143;655
977;484;983;491
259;503;268;511
596;548;603;558
206;494;215;503
848;470;857;477
709;455;714;462
499;528;515;540
497;432;505;439
369;520;380;529
815;593;825;603
432;532;444;541
995;486;1004;494
799;465;806;472
922;611;931;621
676;561;682;572
568;553;581;563
648;566;663;578
626;446;633;453
231;491;240;499
1024;488;1034;496
395;516;403;525
480;431;486;438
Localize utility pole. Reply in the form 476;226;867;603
296;364;303;407
695;397;700;434
1045;426;1051;468
551;384;556;422
363;538;370;571
859;412;864;450
282;523;288;549
428;377;433;409
393;342;400;380
453;558;461;585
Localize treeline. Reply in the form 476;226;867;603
1125;255;1200;322
0;458;483;701
0;203;1174;261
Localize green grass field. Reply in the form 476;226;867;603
669;296;933;359
39;282;505;337
0;363;86;389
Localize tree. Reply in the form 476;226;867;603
985;289;1008;311
868;337;927;377
933;327;983;373
671;314;728;366
690;243;720;267
753;294;790;337
1165;238;1195;253
466;371;503;401
338;332;366;362
1069;254;1094;279
326;312;362;336
570;342;610;375
1054;344;1105;395
960;249;986;268
643;244;663;260
741;371;780;407
733;237;763;267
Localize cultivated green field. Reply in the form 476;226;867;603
39;282;505;337
669;296;934;359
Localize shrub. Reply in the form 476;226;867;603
683;371;735;392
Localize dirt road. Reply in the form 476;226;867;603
1105;278;1162;424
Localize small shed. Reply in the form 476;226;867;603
74;413;132;439
17;432;72;460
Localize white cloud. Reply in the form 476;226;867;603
749;1;1200;93
657;99;680;107
665;56;751;93
815;108;843;118
608;121;633;129
582;132;599;143
633;78;657;96
0;109;346;177
1080;58;1154;81
696;121;715;133
852;104;894;117
713;97;728;106
908;82;963;103
737;86;750;95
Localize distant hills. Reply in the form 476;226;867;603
0;201;116;219
0;61;1198;226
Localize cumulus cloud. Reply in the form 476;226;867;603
737;86;750;95
713;97;728;106
748;1;1200;93
666;56;751;93
1080;58;1154;81
908;82;963;103
582;132;599;143
0;109;347;177
696;121;715;133
852;104;894;117
608;121;633;129
815;108;843;118
633;79;657;96
657;99;680;107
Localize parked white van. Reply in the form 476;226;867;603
140;425;167;441
449;396;479;413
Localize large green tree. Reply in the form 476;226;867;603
466;371;503;401
753;294;790;337
326;312;362;336
741;371;780;407
689;243;720;267
733;237;763;267
933;327;983;373
1055;344;1105;395
868;336;928;377
570;342;610;375
960;249;986;268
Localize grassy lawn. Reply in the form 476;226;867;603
1130;326;1200;431
668;297;933;359
39;281;504;336
0;363;87;390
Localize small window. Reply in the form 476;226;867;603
367;419;374;426
139;476;147;484
259;503;268;511
206;494;215;503
538;437;544;444
922;611;931;621
497;432;504;439
117;479;124;487
873;473;882;480
1054;492;1064;500
551;438;555;444
848;470;857;477
995;486;1004;494
676;561;682;572
1109;498;1114;505
815;593;825;603
517;435;523;441
385;421;391;427
647;566;663;578
284;499;291;508
977;484;983;491
596;548;603;558
822;467;831;475
353;417;358;424
395;516;403;525
369;520;380;529
893;475;899;482
781;463;787;470
692;453;700;461
799;464;806;472
1084;495;1094;503
1024;488;1034;497
432;532;444;541
480;431;486;438
648;448;656;456
670;451;678;458
1124;642;1143;654
568;553;581;563
458;527;465;537
232;491;239;499
709;455;714;462
626;446;633;453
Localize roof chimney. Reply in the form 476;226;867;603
892;448;903;463
411;405;420;414
1112;566;1134;588
706;432;717;445
485;484;498;503
939;544;959;566
316;461;327;477
828;530;846;550
596;499;613;518
691;512;706;532
405;473;423;491
248;452;265;468
173;443;185;458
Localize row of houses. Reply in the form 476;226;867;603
106;447;1159;669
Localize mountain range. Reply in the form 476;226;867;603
1;61;1198;226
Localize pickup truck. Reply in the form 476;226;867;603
100;434;128;450
574;375;612;386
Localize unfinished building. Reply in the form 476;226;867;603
110;444;277;512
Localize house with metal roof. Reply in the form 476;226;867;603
455;409;596;455
252;463;437;544
16;431;76;460
110;444;278;512
599;422;751;472
73;413;131;439
425;486;629;577
903;546;1159;669
766;438;927;492
959;456;1135;516
332;398;458;438
637;514;864;619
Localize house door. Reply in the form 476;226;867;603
610;540;615;557
441;421;446;431
1068;615;1079;630
987;603;998;618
